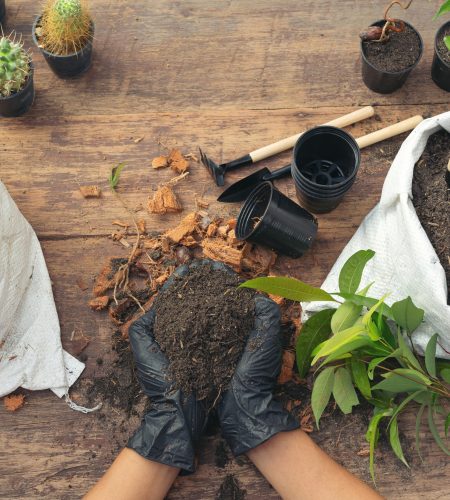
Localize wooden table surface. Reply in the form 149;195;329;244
1;1;449;498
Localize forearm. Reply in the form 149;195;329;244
247;429;383;500
84;448;180;500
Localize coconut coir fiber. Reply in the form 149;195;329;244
153;262;256;401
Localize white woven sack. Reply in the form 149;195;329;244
303;112;450;358
0;181;85;400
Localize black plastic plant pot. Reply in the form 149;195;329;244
32;16;94;78
0;0;5;25
360;20;423;94
291;126;361;214
0;68;34;117
236;181;318;259
431;21;450;92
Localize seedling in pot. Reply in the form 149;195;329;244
432;1;450;91
360;1;413;43
0;32;35;117
435;0;450;49
242;250;450;482
33;0;94;78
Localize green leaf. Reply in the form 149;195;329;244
368;351;399;380
336;293;394;320
362;294;389;325
331;300;362;334
389;368;431;385
445;413;450;438
441;368;450;384
319;337;372;367
415;403;426;462
373;312;396;348
108;162;126;190
445;35;450;50
427;405;450;455
240;277;336;303
388;390;425;427
351;358;372;399
311;324;366;365
425;333;438;378
295;309;334;378
366;409;392;483
397;331;422;371
371;372;427;393
434;0;450;19
311;367;335;428
332;367;359;414
338;249;375;294
391;296;424;334
389;416;409;467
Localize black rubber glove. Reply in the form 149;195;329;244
127;306;208;473
217;295;299;456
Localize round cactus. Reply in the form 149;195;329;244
40;0;91;55
0;36;30;97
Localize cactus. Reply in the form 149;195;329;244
40;0;91;55
0;35;31;97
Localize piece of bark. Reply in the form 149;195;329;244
206;222;218;237
227;229;238;245
278;350;295;384
168;148;189;174
165;212;198;243
93;258;126;297
152;155;169;169
148;185;182;214
88;296;110;311
217;225;229;239
137;219;146;234
79;185;101;198
201;238;243;271
242;243;277;273
196;198;209;209
3;394;25;412
180;235;198;247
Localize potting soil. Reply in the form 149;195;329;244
153;262;256;401
412;130;450;295
363;24;421;72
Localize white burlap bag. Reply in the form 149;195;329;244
303;112;450;358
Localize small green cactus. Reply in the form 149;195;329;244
40;0;91;55
0;35;31;97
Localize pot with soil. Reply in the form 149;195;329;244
360;19;423;93
0;0;6;25
32;0;94;78
431;20;450;91
0;35;35;117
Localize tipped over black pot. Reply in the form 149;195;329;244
291;126;361;214
236;181;318;258
32;16;94;78
431;20;450;92
360;20;423;94
0;66;34;117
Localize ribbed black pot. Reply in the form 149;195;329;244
431;20;450;92
291;126;360;214
32;16;94;78
0;66;34;117
236;181;318;259
360;20;423;94
0;0;6;24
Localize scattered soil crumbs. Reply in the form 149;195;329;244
436;26;450;64
153;263;256;401
3;393;25;411
412;130;450;297
363;24;421;72
216;475;246;500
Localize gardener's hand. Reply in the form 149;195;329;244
127;306;208;473
217;295;299;456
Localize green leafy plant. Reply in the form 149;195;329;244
108;162;126;191
242;250;450;481
435;0;450;50
39;0;92;55
0;34;31;97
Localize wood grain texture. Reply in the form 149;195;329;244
0;0;449;498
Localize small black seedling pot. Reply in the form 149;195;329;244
0;67;34;117
32;17;94;78
360;20;423;94
0;0;6;25
236;181;318;258
431;20;450;92
291;126;360;214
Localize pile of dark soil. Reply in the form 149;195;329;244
153;262;256;401
363;24;421;72
412;130;450;297
436;26;450;64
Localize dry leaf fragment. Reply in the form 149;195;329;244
79;185;101;198
89;296;110;311
165;212;198;243
152;155;169;169
168;149;190;174
201;238;243;271
148;185;182;215
4;394;25;412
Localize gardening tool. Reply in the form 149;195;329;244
218;115;424;202
200;106;375;186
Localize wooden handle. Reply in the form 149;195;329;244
249;106;375;162
356;115;423;149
